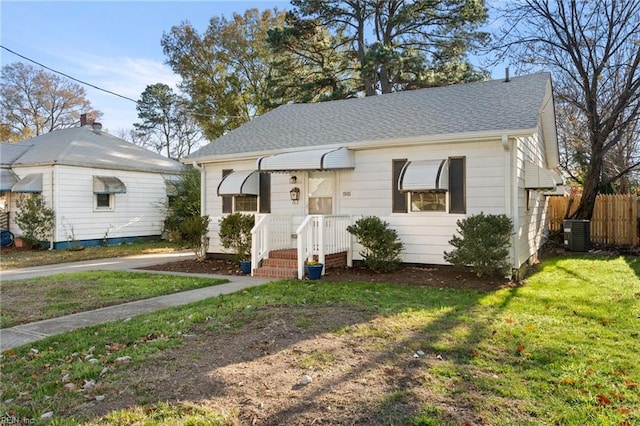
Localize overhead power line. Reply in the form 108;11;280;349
1;45;138;103
1;45;255;120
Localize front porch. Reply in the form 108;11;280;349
250;215;352;279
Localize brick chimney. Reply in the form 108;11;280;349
80;113;95;126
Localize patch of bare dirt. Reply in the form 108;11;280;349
141;257;514;292
86;259;514;424
74;305;479;425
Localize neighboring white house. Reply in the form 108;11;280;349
184;73;561;279
0;121;184;249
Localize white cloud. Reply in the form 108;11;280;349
62;53;182;131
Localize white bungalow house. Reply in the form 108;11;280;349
185;73;561;279
0;119;184;249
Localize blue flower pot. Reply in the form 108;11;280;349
239;260;252;275
306;264;324;280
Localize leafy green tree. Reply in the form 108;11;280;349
134;83;202;160
265;11;361;106
0;62;101;142
161;8;286;140
494;0;640;218
289;0;489;94
163;168;209;259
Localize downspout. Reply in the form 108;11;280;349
50;167;56;250
502;134;520;274
192;160;207;260
192;161;206;217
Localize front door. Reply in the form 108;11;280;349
308;171;334;215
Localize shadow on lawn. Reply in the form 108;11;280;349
70;279;530;426
625;254;640;279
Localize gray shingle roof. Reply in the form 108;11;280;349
1;126;183;173
0;144;31;164
187;73;552;160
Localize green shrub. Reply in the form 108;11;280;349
443;213;513;277
347;216;404;273
219;213;255;261
14;194;54;247
179;215;211;261
163;168;201;241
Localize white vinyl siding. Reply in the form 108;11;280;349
200;137;555;267
7;166;53;238
53;165;168;243
343;142;508;264
204;140;509;265
515;134;553;268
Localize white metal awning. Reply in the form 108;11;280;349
524;161;562;190
398;159;448;192
257;147;355;171
0;169;19;191
12;173;43;193
217;170;259;196
163;174;181;197
93;176;126;194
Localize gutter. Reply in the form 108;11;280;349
186;128;539;165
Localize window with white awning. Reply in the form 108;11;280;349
93;176;126;194
524;161;562;190
0;169;19;192
393;157;465;214
163;174;181;197
12;173;43;193
398;159;449;192
217;170;259;196
257;147;355;171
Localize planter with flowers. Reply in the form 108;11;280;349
305;259;324;280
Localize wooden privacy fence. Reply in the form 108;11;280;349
548;195;638;246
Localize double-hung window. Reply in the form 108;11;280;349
93;176;125;211
220;170;270;213
393;157;465;214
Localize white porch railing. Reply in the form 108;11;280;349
251;214;292;275
296;215;352;280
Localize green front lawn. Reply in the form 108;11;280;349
0;271;227;328
0;241;184;270
0;255;638;425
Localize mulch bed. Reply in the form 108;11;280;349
140;257;515;292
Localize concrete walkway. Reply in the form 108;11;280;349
0;251;273;351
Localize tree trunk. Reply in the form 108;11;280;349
379;65;392;94
571;141;604;220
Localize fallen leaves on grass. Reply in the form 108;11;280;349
597;394;612;405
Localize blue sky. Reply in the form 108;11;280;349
1;1;291;132
1;1;504;134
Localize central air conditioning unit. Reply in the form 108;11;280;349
563;220;590;252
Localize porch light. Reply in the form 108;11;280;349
290;187;300;203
